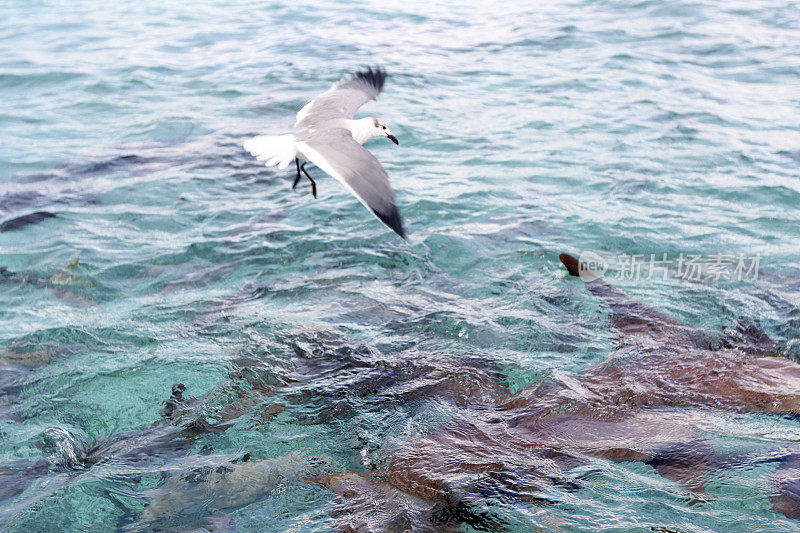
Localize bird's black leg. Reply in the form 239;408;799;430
300;162;317;199
293;158;302;189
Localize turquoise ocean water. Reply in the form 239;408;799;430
1;0;800;531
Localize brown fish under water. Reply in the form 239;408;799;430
314;253;800;531
0;259;96;307
127;451;334;532
0;368;287;525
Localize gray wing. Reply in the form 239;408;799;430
296;129;405;238
294;67;387;128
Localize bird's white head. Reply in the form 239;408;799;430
368;117;399;146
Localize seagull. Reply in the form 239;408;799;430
243;67;406;239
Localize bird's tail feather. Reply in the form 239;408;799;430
243;134;297;169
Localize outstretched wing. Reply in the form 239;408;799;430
295;67;387;128
297;129;405;239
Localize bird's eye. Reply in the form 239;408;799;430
382;126;386;130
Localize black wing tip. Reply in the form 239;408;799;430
352;66;387;93
374;206;406;240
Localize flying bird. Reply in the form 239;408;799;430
244;67;406;239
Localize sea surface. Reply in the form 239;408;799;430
1;0;800;531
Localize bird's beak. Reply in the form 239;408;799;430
387;134;399;146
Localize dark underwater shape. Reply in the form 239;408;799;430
0;211;57;232
313;252;800;530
